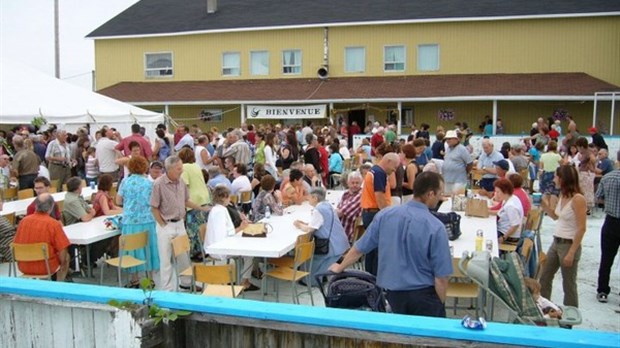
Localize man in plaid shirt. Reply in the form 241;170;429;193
336;171;363;243
595;150;620;303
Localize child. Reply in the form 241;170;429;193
524;277;563;319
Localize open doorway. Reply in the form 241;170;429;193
347;109;365;148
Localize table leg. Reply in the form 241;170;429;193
86;245;92;278
74;247;80;274
262;257;267;300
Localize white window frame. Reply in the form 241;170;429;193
417;44;440;72
383;45;406;72
144;52;173;78
344;46;366;73
250;50;270;76
282;49;302;75
222;52;241;77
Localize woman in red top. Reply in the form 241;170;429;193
317;136;330;186
93;174;123;217
507;172;531;217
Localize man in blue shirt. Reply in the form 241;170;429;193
330;172;453;317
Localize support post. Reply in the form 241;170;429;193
593;92;598;129
610;93;616;135
241;104;246;125
492;100;498;135
397;101;402;135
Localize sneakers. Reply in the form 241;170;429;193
596;292;608;303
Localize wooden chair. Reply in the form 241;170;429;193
329;173;343;190
192;263;244;298
229;194;239;206
50;179;60;191
17;189;34;200
239;190;252;214
498;241;518;253
4;212;16;226
171;234;194;291
3;187;18;201
264;240;315;305
10;242;57;280
109;186;117;201
267;233;312;269
534;251;547;282
99;231;150;287
62;184;68;192
56;200;64;213
48;187;57;193
446;258;480;316
520;239;534;266
524;208;544;253
519;168;530;193
343;158;351;171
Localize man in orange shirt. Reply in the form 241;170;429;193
360;152;400;275
14;193;70;281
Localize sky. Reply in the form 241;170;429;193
0;0;139;91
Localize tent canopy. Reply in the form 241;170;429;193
0;58;164;138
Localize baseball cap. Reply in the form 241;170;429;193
493;159;509;171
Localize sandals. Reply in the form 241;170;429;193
597;292;608;303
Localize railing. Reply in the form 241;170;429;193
0;277;617;348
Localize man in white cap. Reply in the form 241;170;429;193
442;130;473;194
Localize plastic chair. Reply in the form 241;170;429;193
267;233;312;268
99;231;150;287
192;263;244;298
264;240;315;305
17;189;34;200
10;242;57;280
3;187;17;201
171;234;194;291
4;212;16;226
447;258;480;316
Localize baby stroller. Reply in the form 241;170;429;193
459;251;582;327
315;270;387;312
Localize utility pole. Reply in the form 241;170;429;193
54;0;60;78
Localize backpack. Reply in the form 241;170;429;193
430;211;462;241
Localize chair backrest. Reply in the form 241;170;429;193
296;232;312;244
50;179;59;190
120;231;148;252
524;208;543;232
520;239;534;265
62;184;68;192
451;258;467;278
193;264;236;285
49;187;57;193
56;200;64;212
4;212;16;226
12;242;49;262
294;241;315;267
18;189;34;200
240;191;252;204
535;251;546;281
109;186;117;200
229;194;239;206
171;234;190;258
4;187;18;201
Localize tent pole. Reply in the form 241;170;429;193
492;100;498;135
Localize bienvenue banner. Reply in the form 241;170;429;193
246;104;326;119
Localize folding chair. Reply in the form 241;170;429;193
171;234;194;291
99;231;150;287
239;190;252;214
10;242;57;280
267;233;312;268
3;187;17;201
17;189;34;200
4;212;16;226
264;240;315;305
192;263;244;298
447;258;480;316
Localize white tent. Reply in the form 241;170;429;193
0;58;165;139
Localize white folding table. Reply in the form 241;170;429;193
1;187;96;216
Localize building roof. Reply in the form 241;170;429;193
87;0;620;38
97;73;620;104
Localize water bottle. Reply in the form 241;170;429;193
475;230;484;252
265;206;271;219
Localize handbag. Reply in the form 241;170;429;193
465;198;489;218
430;211;462;241
314;206;336;255
242;223;272;238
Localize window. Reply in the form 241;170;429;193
282;49;301;74
384;46;405;72
345;47;365;73
417;44;439;71
250;51;269;75
222;52;240;76
145;52;173;78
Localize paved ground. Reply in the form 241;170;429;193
2;208;618;333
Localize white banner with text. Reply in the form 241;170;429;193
246;104;326;119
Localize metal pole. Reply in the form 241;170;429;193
54;0;60;78
397;101;402;135
492;100;498;135
593;92;598;129
240;104;246;125
610;93;616;135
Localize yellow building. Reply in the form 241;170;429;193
89;0;620;134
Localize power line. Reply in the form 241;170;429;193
62;71;92;80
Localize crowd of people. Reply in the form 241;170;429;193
0;114;618;318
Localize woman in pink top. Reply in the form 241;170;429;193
508;173;531;217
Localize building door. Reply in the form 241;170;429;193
347;109;366;148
